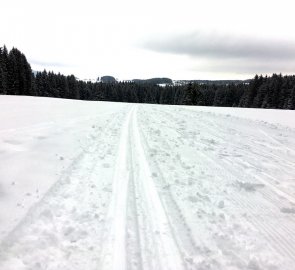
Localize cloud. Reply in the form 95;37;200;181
143;32;295;61
192;59;294;75
141;32;295;75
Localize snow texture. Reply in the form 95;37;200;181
0;96;295;270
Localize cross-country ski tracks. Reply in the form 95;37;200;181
135;113;205;269
99;106;185;270
1;102;295;270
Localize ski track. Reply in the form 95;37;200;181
100;106;184;270
131;107;185;270
1;102;295;270
99;107;134;270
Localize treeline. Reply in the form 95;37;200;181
183;74;295;109
0;46;32;96
0;45;294;109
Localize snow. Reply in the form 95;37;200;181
0;96;295;270
186;106;295;129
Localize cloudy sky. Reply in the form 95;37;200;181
1;0;295;80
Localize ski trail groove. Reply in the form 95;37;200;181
100;105;185;270
136;111;200;268
131;106;185;270
99;107;135;270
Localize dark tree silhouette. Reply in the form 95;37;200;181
1;45;295;110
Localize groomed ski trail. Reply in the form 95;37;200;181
1;97;295;270
100;105;185;270
99;107;133;270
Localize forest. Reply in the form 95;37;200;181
1;45;295;109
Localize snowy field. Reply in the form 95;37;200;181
0;96;295;270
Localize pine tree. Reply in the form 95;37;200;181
239;74;263;107
183;83;203;105
0;46;4;94
0;46;9;94
68;75;79;99
287;86;295;110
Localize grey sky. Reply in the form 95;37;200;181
143;32;295;75
1;0;295;80
143;33;295;60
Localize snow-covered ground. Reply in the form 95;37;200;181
0;96;295;270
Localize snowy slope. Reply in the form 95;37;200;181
0;96;295;270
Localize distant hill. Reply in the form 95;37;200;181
100;76;117;83
133;77;173;85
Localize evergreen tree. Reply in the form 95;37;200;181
183;83;203;105
1;44;295;110
0;46;9;94
287;86;295;110
68;75;79;99
239;74;263;107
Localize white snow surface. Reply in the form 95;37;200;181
0;95;295;270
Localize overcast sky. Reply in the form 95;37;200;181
1;0;295;80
